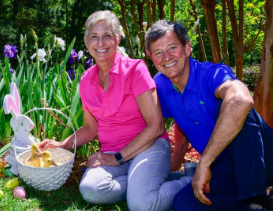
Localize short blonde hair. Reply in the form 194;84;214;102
84;10;121;44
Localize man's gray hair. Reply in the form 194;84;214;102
145;20;190;54
84;10;121;44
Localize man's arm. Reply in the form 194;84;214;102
171;123;189;171
192;79;254;205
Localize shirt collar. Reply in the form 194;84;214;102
167;57;199;94
89;52;122;85
185;57;198;93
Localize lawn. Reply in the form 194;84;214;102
0;155;129;211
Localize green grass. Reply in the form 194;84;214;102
0;176;129;211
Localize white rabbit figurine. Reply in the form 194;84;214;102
3;82;37;175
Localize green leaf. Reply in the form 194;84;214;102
0;143;11;157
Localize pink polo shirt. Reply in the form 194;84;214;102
80;53;168;152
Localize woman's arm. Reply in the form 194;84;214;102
87;88;165;167
39;110;98;150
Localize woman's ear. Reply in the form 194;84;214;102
117;34;122;45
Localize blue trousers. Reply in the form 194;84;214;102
173;106;273;211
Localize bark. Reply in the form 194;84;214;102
151;0;157;22
137;1;144;31
117;0;135;58
190;0;207;61
200;0;222;63
222;0;230;66
253;0;273;128
146;0;152;27
227;0;244;80
157;0;164;19
170;0;175;22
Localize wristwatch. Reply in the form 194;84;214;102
114;152;124;165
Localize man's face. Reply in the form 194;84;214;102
150;31;191;81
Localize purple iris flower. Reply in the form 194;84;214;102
86;59;93;69
68;49;79;64
4;45;18;59
68;68;76;80
10;68;14;74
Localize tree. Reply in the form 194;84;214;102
189;0;207;61
253;0;273;128
222;0;230;66
200;0;223;63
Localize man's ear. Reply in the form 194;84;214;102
185;42;191;57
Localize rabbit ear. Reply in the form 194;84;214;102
3;82;21;115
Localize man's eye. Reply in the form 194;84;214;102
155;52;162;56
170;46;176;50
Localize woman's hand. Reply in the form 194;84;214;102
39;139;63;151
87;152;119;167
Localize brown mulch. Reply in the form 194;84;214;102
64;155;87;190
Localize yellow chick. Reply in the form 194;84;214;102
31;143;42;155
41;151;57;167
25;154;43;167
43;157;57;167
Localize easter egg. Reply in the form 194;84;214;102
0;190;4;199
13;187;26;199
4;178;19;190
4;169;14;177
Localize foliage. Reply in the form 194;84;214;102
0;32;98;159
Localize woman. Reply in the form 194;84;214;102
40;10;192;211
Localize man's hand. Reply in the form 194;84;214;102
87;152;119;167
191;163;212;205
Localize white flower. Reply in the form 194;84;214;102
119;25;125;37
117;46;128;57
78;50;84;59
143;22;148;31
136;36;140;47
56;37;65;50
30;48;47;63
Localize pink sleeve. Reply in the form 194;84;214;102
130;61;156;98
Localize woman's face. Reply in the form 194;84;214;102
85;20;119;63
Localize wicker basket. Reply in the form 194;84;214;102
14;108;77;191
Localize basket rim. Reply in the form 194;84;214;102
13;107;77;163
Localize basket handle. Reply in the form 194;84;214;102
13;107;77;162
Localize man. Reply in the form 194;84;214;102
145;20;273;211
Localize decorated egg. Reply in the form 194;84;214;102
4;178;19;190
13;187;26;199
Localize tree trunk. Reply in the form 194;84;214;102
190;0;207;61
222;0;230;66
253;0;273;128
146;0;152;27
227;0;244;80
117;0;135;58
157;0;164;19
170;0;175;22
200;0;222;63
152;0;157;22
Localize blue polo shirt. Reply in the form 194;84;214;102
154;57;237;153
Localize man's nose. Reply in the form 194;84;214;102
163;51;172;61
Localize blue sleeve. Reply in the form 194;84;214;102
205;64;237;95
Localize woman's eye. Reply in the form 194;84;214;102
170;46;176;50
155;51;162;56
